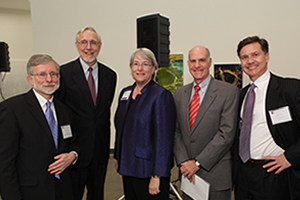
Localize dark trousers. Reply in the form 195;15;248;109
122;176;170;200
71;161;108;200
235;161;289;200
182;189;231;200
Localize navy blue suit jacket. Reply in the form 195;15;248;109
114;80;176;178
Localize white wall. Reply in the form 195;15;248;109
0;8;33;100
29;0;300;148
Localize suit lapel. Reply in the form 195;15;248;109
72;59;95;107
26;90;57;147
183;83;193;132
266;74;280;134
191;79;218;134
96;62;105;108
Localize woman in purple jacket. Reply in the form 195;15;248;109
114;48;176;200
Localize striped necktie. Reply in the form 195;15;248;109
189;85;200;130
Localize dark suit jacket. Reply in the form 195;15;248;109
114;80;176;178
0;89;78;200
233;73;300;198
174;78;239;191
55;58;116;166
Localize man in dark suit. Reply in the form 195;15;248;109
233;36;300;199
0;54;78;200
173;45;239;200
55;27;116;200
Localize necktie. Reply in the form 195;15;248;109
45;101;60;179
88;67;96;105
189;85;200;130
239;83;256;163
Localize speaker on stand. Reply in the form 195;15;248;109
0;42;10;101
137;13;170;68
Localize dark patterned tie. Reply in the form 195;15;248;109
88;67;96;105
189;85;200;130
45;101;60;179
239;83;256;163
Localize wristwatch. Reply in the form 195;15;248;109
195;160;200;167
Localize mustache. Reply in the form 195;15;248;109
42;83;57;87
84;50;95;54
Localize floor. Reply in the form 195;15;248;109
86;154;183;200
0;154;234;200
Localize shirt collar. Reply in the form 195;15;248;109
79;57;98;73
251;70;270;90
193;74;212;89
32;89;54;107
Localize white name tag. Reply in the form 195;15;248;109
269;106;292;125
121;90;131;101
61;125;72;139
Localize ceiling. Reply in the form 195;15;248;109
0;0;30;11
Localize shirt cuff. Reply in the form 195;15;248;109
70;151;78;165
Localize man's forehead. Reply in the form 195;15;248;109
32;62;57;71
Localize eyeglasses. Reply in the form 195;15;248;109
31;72;59;79
132;62;152;68
77;40;100;48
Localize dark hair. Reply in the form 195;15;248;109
237;36;269;57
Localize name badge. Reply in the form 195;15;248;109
121;90;131;101
268;106;292;125
61;125;72;139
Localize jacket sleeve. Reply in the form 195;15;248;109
0;101;23;200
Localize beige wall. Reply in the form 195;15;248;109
0;8;33;100
26;0;300;147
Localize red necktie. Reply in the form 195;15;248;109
189;85;200;130
88;67;96;105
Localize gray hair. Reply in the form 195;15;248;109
129;48;158;70
27;54;59;75
76;26;102;43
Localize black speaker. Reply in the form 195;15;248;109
0;42;10;72
137;14;170;67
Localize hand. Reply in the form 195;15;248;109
180;160;200;184
48;152;76;175
149;176;160;195
263;154;291;174
115;160;119;173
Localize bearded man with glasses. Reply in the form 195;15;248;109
55;26;117;200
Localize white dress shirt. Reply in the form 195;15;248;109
241;71;284;159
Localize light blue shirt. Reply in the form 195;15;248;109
190;75;212;105
80;57;99;95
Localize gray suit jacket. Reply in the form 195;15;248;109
173;77;239;191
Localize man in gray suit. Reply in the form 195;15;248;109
174;45;239;200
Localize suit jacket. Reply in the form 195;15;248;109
55;58;116;166
0;89;78;200
233;73;300;198
174;77;239;191
114;80;176;178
